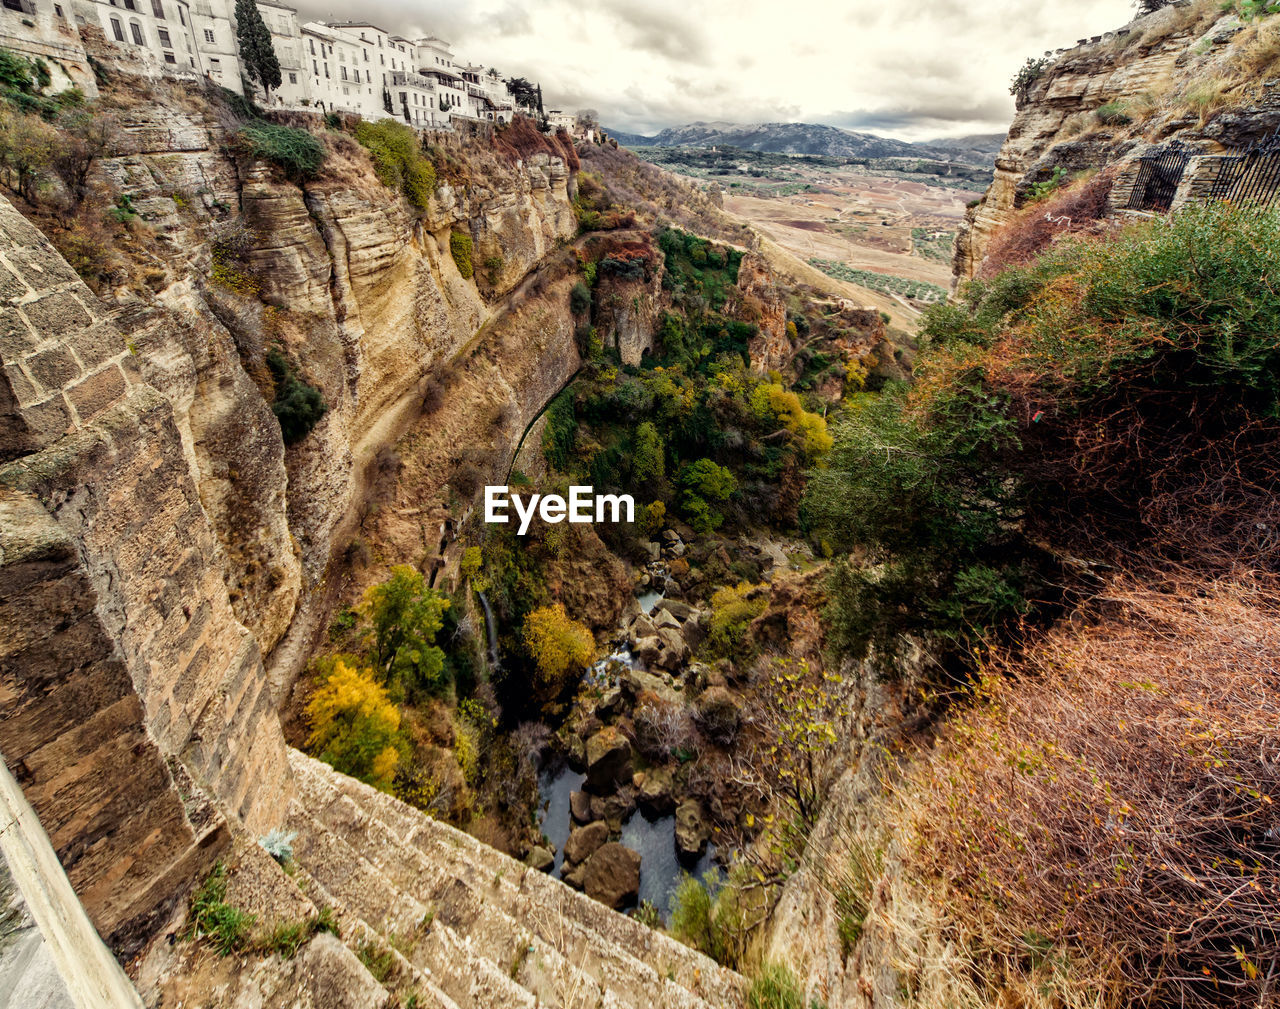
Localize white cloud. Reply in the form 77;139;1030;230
291;0;1137;139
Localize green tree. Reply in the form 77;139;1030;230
235;0;282;100
0;106;57;203
632;421;665;484
360;565;450;700
679;458;736;533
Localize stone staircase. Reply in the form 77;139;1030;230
284;749;748;1009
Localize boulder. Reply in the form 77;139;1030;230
643;541;661;562
661;529;681;544
569;789;593;825
653;608;681;631
595;685;624;721
562;861;587;890
583;843;642;909
636;765;675;815
675;799;711;859
585;727;633;792
623;666;683;706
526;846;554;873
658;599;695;621
654;626;690;670
563;820;610;866
628;614;658;642
589;789;637;831
694;685;741;746
632;635;663;665
566;734;587;771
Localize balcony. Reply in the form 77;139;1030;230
390;70;434;90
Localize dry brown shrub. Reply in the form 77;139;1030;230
979;171;1116;278
903;573;1280;1008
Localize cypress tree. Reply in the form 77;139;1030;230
235;0;281;101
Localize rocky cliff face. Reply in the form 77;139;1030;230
83;85;580;688
954;0;1280;283
0;74;583;961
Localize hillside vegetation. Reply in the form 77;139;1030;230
799;201;1280;1008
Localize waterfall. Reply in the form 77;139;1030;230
477;590;501;673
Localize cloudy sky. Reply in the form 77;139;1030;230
293;0;1137;140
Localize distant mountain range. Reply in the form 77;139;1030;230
605;121;1005;167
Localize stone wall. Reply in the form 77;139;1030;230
0;196;291;956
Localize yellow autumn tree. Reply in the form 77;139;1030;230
750;382;833;460
306;659;402;792
523;603;595;694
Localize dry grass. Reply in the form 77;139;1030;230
1183;77;1235;124
894;573;1280;1008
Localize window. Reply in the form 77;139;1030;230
130;20;144;44
340;66;347;80
308;38;313;54
177;5;184;23
323;64;328;78
164;51;176;63
150;0;163;17
158;27;169;44
365;69;370;82
341;86;348;95
398;91;405;104
189;56;194;66
54;3;63;15
203;27;213;42
288;72;296;84
362;48;367;60
209;56;220;70
311;60;316;74
110;16;124;40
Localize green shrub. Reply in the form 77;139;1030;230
266;349;326;444
188;863;254;955
353;119;435;208
1094;100;1132;125
569;280;591;314
1009;56;1050;102
747;963;805;1009
450;230;473;278
669;872;722;962
236;122;324;180
809;203;1280;676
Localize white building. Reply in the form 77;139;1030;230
256;0;304;106
0;0;99;95
299;20;380;116
415;35;468;124
69;0;238;89
33;0;544;133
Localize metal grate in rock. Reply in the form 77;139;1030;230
1208;132;1280;208
1126;140;1193;211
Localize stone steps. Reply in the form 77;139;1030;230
286;749;747;1009
285;801;538;1009
327;766;745;1006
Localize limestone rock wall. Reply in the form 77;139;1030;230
78;94;579;687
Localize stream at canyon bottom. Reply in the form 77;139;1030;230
537;765;718;915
